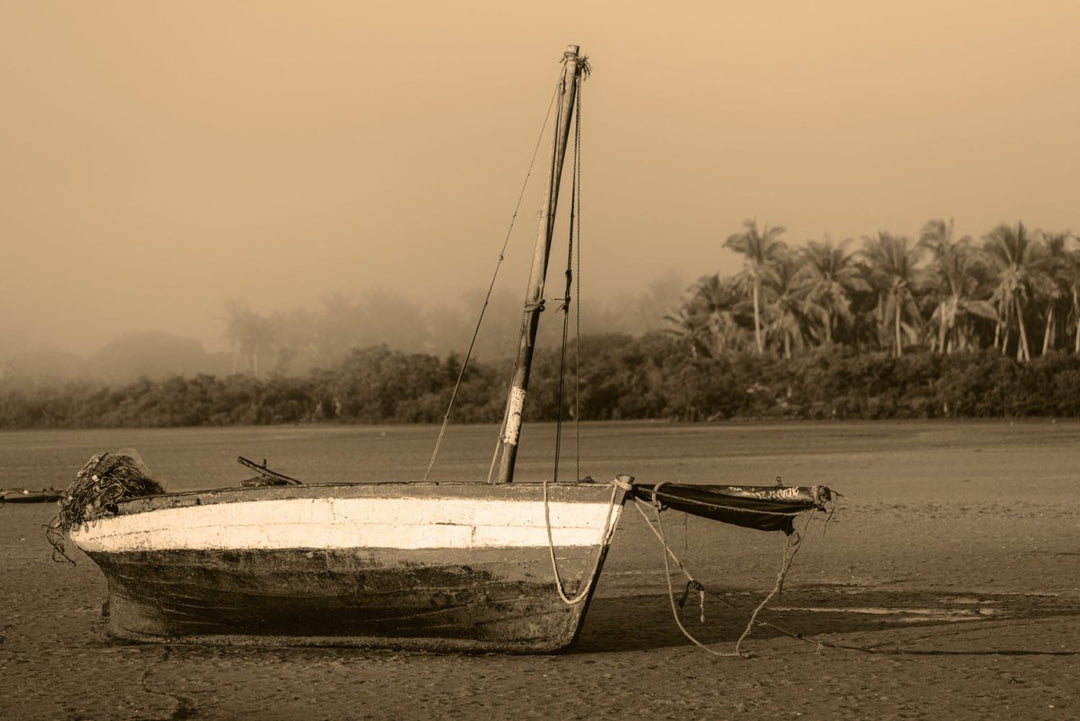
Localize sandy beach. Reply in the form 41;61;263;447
2;421;1078;720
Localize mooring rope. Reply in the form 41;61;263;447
632;493;1076;659
731;513;811;653
632;494;817;657
633;497;743;657
543;477;628;605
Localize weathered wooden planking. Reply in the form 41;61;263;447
92;545;606;651
72;482;626;652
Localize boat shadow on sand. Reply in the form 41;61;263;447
575;584;1080;654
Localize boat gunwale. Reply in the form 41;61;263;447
104;479;626;516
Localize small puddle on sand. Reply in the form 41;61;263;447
768;605;997;623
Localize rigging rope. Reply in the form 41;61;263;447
424;80;560;482
539;67;606;603
573;90;583;485
486;58;575;483
552;74;584;484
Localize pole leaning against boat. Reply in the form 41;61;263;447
497;45;585;484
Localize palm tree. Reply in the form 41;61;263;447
763;251;812;359
860;232;925;357
1063;245;1080;353
982;222;1046;362
796;237;870;346
918;219;996;354
724;219;787;354
1036;231;1075;355
664;274;748;358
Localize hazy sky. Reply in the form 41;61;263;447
3;1;1078;355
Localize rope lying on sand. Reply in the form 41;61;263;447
45;450;165;564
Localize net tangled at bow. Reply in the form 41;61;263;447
45;450;165;563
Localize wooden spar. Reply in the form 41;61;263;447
496;44;584;484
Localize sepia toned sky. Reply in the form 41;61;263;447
2;0;1078;355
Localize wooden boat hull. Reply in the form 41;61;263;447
70;482;626;652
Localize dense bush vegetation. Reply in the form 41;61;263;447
5;217;1080;429
4;335;1080;429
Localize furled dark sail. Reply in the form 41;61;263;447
628;483;834;534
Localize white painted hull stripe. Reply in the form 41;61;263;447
71;496;621;553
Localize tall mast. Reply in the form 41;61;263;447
496;44;584;484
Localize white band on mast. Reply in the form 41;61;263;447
502;387;527;445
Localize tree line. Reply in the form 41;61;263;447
214;216;1080;382
672;218;1078;362
3;336;1080;429
4;216;1080;428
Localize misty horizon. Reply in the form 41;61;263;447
3;3;1076;368
0;273;687;385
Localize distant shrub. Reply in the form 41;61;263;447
2;338;1080;429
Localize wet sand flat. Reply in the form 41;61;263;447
1;420;1078;720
